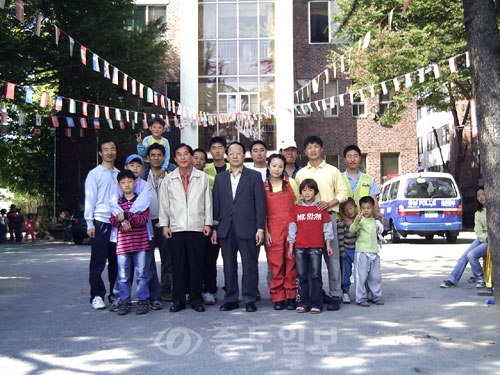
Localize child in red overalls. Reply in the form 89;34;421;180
24;213;36;242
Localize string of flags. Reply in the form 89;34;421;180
2;0;276;135
293;50;470;116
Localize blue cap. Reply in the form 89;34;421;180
125;154;144;166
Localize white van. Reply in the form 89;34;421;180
379;172;462;243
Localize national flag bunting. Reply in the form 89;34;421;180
5;83;16;99
55;96;63;111
40;92;49;107
80;46;87;65
15;0;24;23
35;13;43;36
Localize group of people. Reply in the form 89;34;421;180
84;115;389;316
0;204;36;244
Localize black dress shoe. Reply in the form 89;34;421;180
285;299;297;310
191;303;205;312
169;301;185;312
274;301;285;310
219;302;239;311
245;302;257;312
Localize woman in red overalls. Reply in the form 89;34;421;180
264;154;299;310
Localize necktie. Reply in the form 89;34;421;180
182;173;189;198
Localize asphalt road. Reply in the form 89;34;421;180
0;232;498;375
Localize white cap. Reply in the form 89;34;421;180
279;139;297;150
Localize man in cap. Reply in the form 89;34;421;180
279;139;302;179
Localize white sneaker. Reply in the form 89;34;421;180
476;279;486;288
342;293;351;304
203;292;216;305
92;296;106;310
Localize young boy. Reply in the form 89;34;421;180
349;196;383;307
136;118;170;179
110;170;151;315
338;197;357;304
288;178;334;314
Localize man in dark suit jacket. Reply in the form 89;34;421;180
211;141;266;312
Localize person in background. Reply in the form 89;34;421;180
0;208;8;243
193;148;208;171
248;140;268;182
338;197;357;304
440;187;488;289
24;213;36;242
14;208;24;243
7;204;16;242
279;139;302;179
136;117;170;180
264;154;299;311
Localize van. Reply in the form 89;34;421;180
379;172;462;243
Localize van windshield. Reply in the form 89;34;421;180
404;177;458;199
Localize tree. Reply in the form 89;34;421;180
463;0;500;302
330;0;474;184
0;0;170;217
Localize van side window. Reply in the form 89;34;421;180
389;181;399;200
381;184;390;202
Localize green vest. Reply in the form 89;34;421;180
342;172;374;206
204;162;230;189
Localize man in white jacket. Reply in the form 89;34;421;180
159;143;213;313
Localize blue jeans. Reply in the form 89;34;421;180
295;247;323;309
342;248;355;292
117;250;150;302
449;239;488;284
323;215;341;298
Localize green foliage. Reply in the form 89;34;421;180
331;0;471;124
0;0;169;208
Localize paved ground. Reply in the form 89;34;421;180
0;232;498;375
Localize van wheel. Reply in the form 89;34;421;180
446;232;458;244
425;234;434;242
391;222;401;243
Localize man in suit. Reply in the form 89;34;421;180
211;141;266;312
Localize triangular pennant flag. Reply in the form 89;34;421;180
67;117;75;127
103;61;110;79
35;13;43;36
94;105;100;118
393;77;400;91
0;0;5;9
82;101;88;116
69;99;76;113
131;79;136;95
405;73;412;88
449;57;457;73
134;111;138;123
64;128;71;137
92;53;100;72
112;67;119;85
143;113;148;129
154;92;158;106
107;119;113;129
359;89;365;101
433;63;441;78
369;85;375;98
388;8;395;30
55;96;63;111
340;55;345;72
123;74;128;91
40;92;49;107
115;108;121;121
362;31;371;49
35;114;42;126
15;0;24;23
321;99;327;111
51;116;59;127
69;37;74;57
119;120;125;129
324;69;329;84
339;94;345;106
125;110;130;122
93;119;100;129
418;68;425;83
139;83;144;99
80;117;87;128
307;103;313;113
329;96;335;109
104;106;110;119
5;83;16;99
314;100;321;111
381;81;388;95
465;52;470;68
146;87;153;103
79;128;84;137
311;78;319;94
1;107;7;125
172;100;176;114
401;0;409;15
18;113;25;126
80;46;87;65
348;92;354;104
333;62;337;78
160;95;166;109
54;25;61;46
167;98;171;111
25;88;33;104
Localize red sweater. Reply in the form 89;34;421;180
289;204;332;248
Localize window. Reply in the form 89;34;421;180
325;154;339;168
381;153;399;182
389;181;399;200
379;91;392;116
427;132;436;150
418;137;423;155
441;126;450;145
324;80;338;117
352;94;365;117
128;5;167;33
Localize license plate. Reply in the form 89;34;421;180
424;211;438;218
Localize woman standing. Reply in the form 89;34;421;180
440;187;488;288
264;154;299;310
